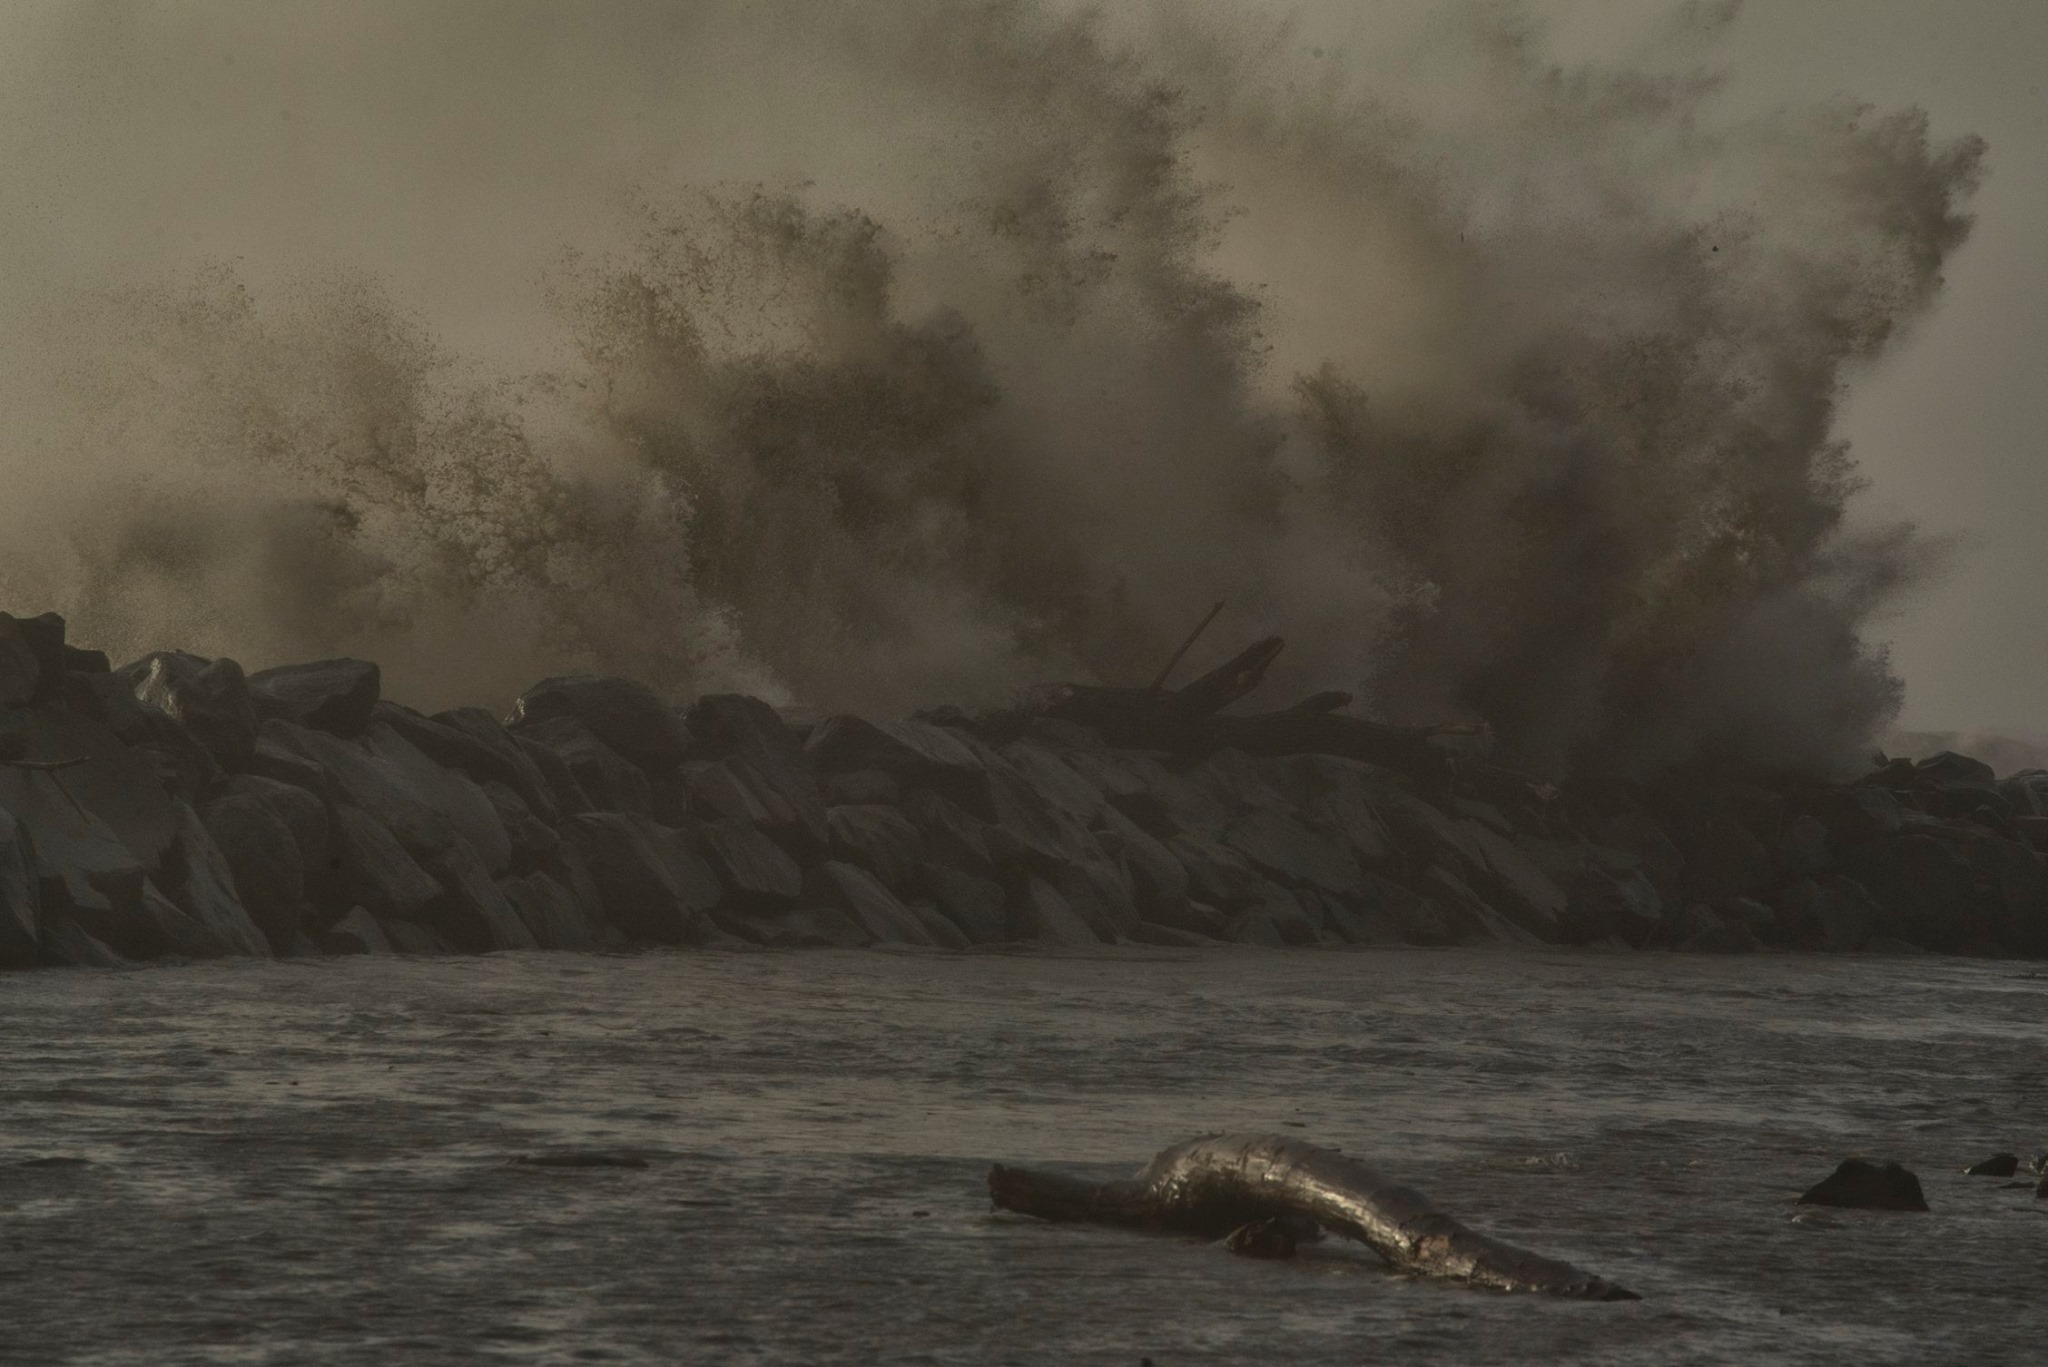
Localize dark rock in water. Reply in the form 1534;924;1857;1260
516;1151;649;1170
331;807;443;927
40;916;125;968
700;818;804;904
380;918;447;955
1097;807;1192;925
319;907;395;955
1224;907;1288;947
1963;1153;2020;1177
826;804;928;893
247;658;380;737
0;806;42;969
2038;1170;2047;1200
723;905;870;949
561;812;720;944
429;707;561;822
509;675;691;773
1222;809;1363;899
516;733;596;818
920;863;1009;943
900;788;996;875
480;780;559;870
1124;922;1214;948
514;716;652;817
119;650;257;767
1009;875;1103;946
1053;858;1141;940
1673;902;1760;954
1423;865;1540;946
264;720;461;860
1797;1158;1928;1211
814;861;935;945
906;900;971;949
498;871;598;950
805;713;982;782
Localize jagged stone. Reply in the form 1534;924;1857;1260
700;817;804;903
678;760;773;824
320;907;395;955
515;733;597;818
900;788;996;874
480;780;558;870
1165;830;1265;907
822;768;901;807
805;713;982;781
1222;809;1363;899
562;812;720;944
379;703;558;824
825;804;927;892
262;720;458;860
1459;821;1567;942
498;872;599;950
517;715;651;817
1054;859;1141;940
331;806;442;927
247;658;380;736
423;841;538;951
999;739;1106;825
1124;922;1214;948
119;650;257;767
0;708;175;871
162;800;269;957
63;645;110;674
40;916;124;968
3;769;147;950
982;751;1105;868
1671;812;1772;901
1422;866;1540;946
1358;873;1452;945
358;723;510;874
243;732;332;798
920;863;1009;943
1008;875;1101;946
509;675;691;773
1190;748;1291;816
1672;902;1760;953
813;861;934;945
1797;1159;1927;1211
380;918;448;955
1097;805;1191;924
684;694;827;844
131;882;235;958
202;785;309;952
0;806;41;968
1963;1153;2019;1177
907;901;971;949
0;614;42;706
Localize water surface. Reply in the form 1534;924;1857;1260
4;948;2043;1365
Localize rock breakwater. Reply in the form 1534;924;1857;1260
2;610;2043;969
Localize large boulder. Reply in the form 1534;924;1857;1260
118;650;258;767
319;907;395;955
0;614;43;706
382;703;558;823
561;813;720;944
201;783;312;951
331;806;443;927
920;863;1009;943
518;716;651;816
683;694;827;845
812;861;934;945
498;872;600;950
675;760;773;825
247;659;381;736
357;724;510;874
825;804;927;892
0;708;175;872
479;780;559;871
1221;809;1363;900
997;739;1106;826
422;841;537;951
509;675;692;773
699;818;804;904
804;714;982;783
900;788;996;874
161;800;269;957
1009;875;1103;946
0;806;40;967
262;720;458;860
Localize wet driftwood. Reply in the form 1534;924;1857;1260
989;1133;1637;1300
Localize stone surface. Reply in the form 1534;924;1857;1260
920;863;1009;943
821;768;901;807
678;760;773;825
162;800;270;957
1222;809;1363;899
0;806;41;968
562;813;719;944
805;714;982;781
41;916;125;968
1797;1159;1928;1211
814;860;934;945
517;715;652;816
247;658;381;736
826;804;928;893
331;806;443;927
498;872;600;950
684;694;827;844
998;739;1106;826
907;901;971;949
899;788;996;874
510;675;691;773
424;841;538;951
1008;875;1101;946
0;614;42;706
321;907;395;955
700;817;804;903
263;720;459;860
201;785;309;952
120;650;258;767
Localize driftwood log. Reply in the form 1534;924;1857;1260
989;1133;1637;1300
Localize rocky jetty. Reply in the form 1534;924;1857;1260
3;609;2046;969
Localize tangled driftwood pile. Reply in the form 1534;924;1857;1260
1;605;2043;969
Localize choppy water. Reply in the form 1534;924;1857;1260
3;947;2044;1366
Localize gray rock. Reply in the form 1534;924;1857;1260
119;650;257;767
814;861;934;944
4;768;147;946
822;768;901;807
920;863;1010;943
907;900;971;949
1222;809;1364;899
1422;866;1541;946
1054;859;1141;940
40;916;124;968
243;733;333;798
133;882;235;958
516;733;597;818
262;720;458;860
201;787;308;951
1360;872;1453;945
509;675;691;773
380;918;448;955
1673;902;1760;953
0;614;42;706
805;714;982;780
0;806;41;968
423;841;538;951
678;760;774;824
1781;813;1831;876
982;751;1106;868
826;804;928;892
1008;875;1101;946
380;703;559;825
562;812;720;944
729;906;870;949
1459;820;1567;942
1097;806;1191;923
900;788;996;874
358;724;510;874
998;739;1106;825
320;907;394;955
331;806;443;926
1672;813;1772;901
684;694;827;844
0;708;175;872
700;818;804;903
162;800;269;957
498;872;599;950
518;715;651;816
1165;830;1265;907
247;658;381;736
1190;748;1292;815
1224;908;1288;947
480;779;559;870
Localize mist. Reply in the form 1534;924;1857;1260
0;1;1983;778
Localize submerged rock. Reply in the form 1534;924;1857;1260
1797;1159;1928;1211
1962;1153;2019;1177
